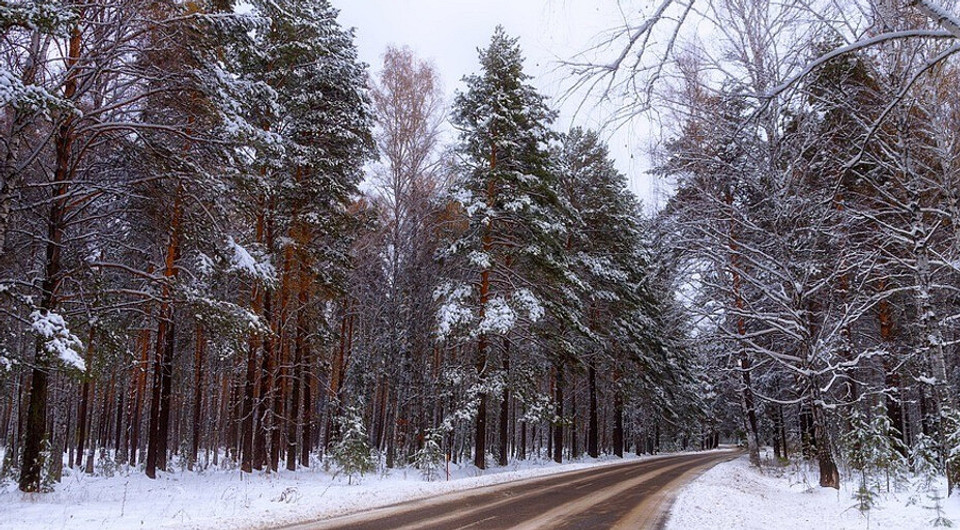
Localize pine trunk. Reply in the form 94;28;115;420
553;363;564;464
240;306;258;473
613;393;624;458
75;328;96;469
145;183;182;479
19;22;82;492
190;324;205;470
498;344;509;466
588;363;598;458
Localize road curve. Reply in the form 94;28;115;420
279;449;739;530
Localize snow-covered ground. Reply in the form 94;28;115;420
14;447;947;530
0;452;662;529
667;452;960;529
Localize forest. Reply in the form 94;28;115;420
1;0;960;511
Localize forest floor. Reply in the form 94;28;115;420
665;449;960;529
0;449;692;529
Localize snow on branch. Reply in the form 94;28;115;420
30;310;85;372
764;29;954;99
226;237;276;283
434;281;473;340
912;0;960;38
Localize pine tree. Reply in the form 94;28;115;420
237;0;373;473
329;406;375;485
558;128;698;459
438;27;566;469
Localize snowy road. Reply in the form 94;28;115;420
279;450;740;530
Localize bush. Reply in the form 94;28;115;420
414;430;446;482
841;404;906;496
329;407;375;484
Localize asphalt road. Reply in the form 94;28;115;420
280;449;739;530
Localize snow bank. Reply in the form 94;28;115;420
667;453;960;529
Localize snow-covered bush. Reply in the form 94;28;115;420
912;432;954;527
926;487;953;528
96;448;117;478
841;404;907;496
413;430;446;482
838;404;910;518
329;407;375;484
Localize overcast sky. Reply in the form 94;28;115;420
335;0;665;209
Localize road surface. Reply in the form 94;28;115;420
279;449;739;530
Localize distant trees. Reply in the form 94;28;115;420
361;44;447;468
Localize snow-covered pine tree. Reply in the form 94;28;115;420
0;0;76;253
329;406;375;484
555;127;675;458
438;27;567;469
237;0;373;473
130;0;286;480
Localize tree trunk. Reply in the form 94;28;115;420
813;400;839;489
553;363;564;464
778;405;788;459
240;304;258;473
613;393;624;458
498;343;509;466
190;323;205;470
286;322;303;471
300;347;312;467
128;319;151;467
588;363;598;458
19;22;82;493
153;312;176;474
474;380;487;469
473;300;489;469
75;328;96;469
800;401;816;458
254;287;274;471
519;403;527;461
145;184;182;479
740;354;761;468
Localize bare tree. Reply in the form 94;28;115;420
566;0;960;122
367;46;448;467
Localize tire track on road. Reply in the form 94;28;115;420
279;449;738;530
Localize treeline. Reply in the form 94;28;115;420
0;2;700;492
649;0;960;496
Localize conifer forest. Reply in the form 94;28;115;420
3;0;960;514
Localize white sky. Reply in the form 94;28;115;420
335;0;665;210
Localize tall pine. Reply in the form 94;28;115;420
438;27;567;469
